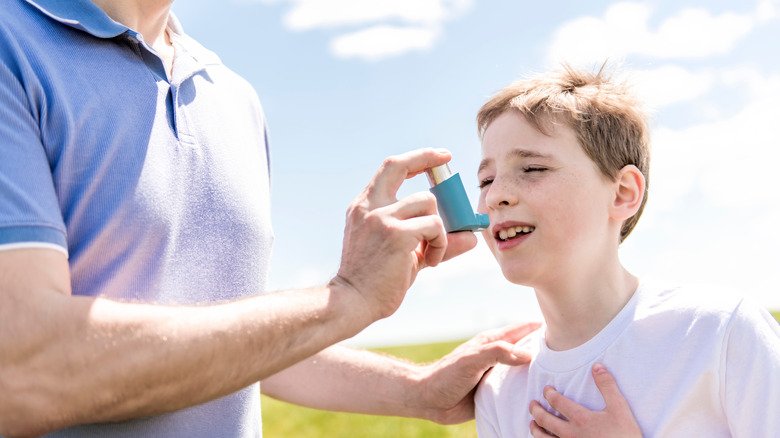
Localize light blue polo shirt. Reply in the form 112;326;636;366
0;0;273;436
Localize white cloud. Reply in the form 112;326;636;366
237;0;473;60
330;25;440;61
649;70;780;211
283;0;471;31
547;2;767;65
631;65;716;109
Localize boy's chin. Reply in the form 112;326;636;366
500;264;533;286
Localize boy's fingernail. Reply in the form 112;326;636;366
593;362;606;374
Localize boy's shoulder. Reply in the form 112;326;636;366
638;278;744;319
632;278;773;346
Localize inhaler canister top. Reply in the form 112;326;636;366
425;164;453;186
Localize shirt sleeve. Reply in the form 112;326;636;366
0;34;67;253
721;297;780;437
475;371;503;438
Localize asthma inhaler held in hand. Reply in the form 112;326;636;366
425;164;489;233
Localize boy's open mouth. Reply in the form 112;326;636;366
495;226;535;242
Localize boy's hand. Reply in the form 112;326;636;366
529;363;642;438
413;321;542;425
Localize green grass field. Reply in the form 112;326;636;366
262;311;780;437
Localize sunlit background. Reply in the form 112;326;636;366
173;0;780;347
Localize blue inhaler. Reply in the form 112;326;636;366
425;164;490;233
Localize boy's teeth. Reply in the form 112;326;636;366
497;226;535;241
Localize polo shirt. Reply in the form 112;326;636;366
0;0;273;436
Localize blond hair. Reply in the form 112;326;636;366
477;64;650;242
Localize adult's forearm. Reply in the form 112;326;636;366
261;321;544;426
261;345;427;419
0;273;369;437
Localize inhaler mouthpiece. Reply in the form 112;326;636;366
425;164;490;233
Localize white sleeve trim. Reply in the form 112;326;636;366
0;242;69;258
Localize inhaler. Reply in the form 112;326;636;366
425;164;490;233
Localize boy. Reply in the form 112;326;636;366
473;65;780;437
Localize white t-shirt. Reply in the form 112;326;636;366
475;280;780;438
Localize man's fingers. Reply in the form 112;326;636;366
394;216;448;268
473;321;543;346
440;232;477;263
529;400;569;437
444;340;531;380
385;191;439;221
592;363;629;411
366;148;451;207
478;340;533;367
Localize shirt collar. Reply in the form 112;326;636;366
24;0;129;38
166;13;221;68
25;0;223;82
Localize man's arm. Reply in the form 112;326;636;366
0;149;467;438
261;322;541;425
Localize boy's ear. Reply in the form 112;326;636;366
609;165;645;222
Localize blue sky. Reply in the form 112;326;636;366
172;0;780;346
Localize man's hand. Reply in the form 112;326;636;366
332;148;477;322
529;363;642;438
413;321;542;425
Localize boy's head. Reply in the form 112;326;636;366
475;64;650;287
477;64;650;243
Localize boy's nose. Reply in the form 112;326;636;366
485;179;518;209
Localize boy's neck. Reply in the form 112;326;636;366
535;265;638;351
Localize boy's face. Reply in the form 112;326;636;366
477;111;617;288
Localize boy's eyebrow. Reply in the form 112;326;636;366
478;148;553;173
478;158;492;174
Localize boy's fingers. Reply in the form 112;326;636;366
592;363;629;411
529;400;569;437
543;385;587;423
529;420;557;438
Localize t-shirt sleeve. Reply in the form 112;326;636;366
721;297;780;437
0;40;67;254
475;370;503;438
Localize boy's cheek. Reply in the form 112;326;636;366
477;197;488;215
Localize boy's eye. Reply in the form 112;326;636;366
524;166;547;173
478;178;493;189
